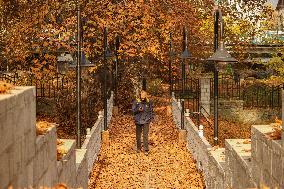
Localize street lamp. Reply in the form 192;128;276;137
180;26;191;130
70;0;95;148
207;7;238;146
39;0;95;148
103;27;113;131
57;49;74;74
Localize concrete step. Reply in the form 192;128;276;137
207;148;226;189
225;139;256;189
57;139;76;187
251;125;284;188
75;149;88;189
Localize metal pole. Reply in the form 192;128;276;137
103;27;108;131
181;99;185;129
114;35;119;106
76;0;82;148
181;27;187;131
184;27;188;81
182;60;186;95
213;9;219;146
169;32;173;95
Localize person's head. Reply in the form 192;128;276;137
140;90;148;100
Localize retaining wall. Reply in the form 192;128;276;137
172;94;212;187
82;92;114;174
172;93;284;188
0;87;114;189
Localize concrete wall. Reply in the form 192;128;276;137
172;93;284;189
0;87;114;189
0;87;36;189
82;92;114;174
251;125;284;188
172;93;181;129
172;95;212;187
200;76;211;116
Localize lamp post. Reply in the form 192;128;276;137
169;32;174;96
213;6;219;147
69;0;95;148
207;7;238;146
76;0;82;148
114;35;120;106
103;27;113;131
180;26;191;130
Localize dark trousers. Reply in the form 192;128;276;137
136;123;149;152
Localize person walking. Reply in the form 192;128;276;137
132;90;154;155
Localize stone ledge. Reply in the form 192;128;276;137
36;125;56;150
252;125;274;140
58;139;76;162
225;139;252;175
0;86;35;116
252;125;284;188
33;125;57;187
209;148;226;175
57;139;76;187
90;118;103;139
208;148;226;188
0;86;36;155
185;117;211;149
75;148;88;189
252;125;275;164
81;117;103;174
75;149;87;171
225;139;256;189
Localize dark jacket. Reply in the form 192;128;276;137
132;98;154;125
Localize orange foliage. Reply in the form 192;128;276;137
0;81;13;94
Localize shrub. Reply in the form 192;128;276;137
147;79;163;96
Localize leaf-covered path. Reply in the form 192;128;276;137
89;96;204;188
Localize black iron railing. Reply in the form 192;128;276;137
0;72;18;83
172;77;200;113
0;71;111;144
209;75;282;109
242;83;282;109
210;75;241;100
173;74;282;110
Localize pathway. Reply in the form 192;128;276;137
89;95;204;188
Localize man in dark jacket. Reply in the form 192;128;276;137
132;90;154;155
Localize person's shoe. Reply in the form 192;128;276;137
136;149;141;153
144;151;149;156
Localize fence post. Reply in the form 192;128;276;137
200;75;211;117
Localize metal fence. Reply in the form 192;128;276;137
0;72;18;83
0;71;111;144
209;75;282;109
172;77;200;113
210;75;241;100
173;74;282;110
242;83;282;109
0;72;72;98
0;71;112;100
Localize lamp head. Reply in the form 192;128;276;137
207;41;237;63
180;49;191;59
180;26;191;59
69;52;95;68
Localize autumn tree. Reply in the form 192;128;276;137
0;0;277;102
